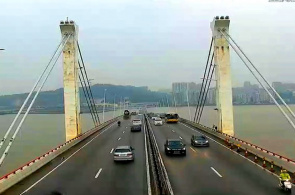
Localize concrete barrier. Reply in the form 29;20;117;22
180;118;295;173
0;117;119;193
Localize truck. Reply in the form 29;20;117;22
123;110;130;119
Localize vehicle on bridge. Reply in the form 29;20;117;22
113;146;134;162
123;110;130;119
132;119;142;126
131;124;142;132
164;139;186;156
165;113;179;123
154;117;163;126
191;135;209;147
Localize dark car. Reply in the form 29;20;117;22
131;124;141;132
191;135;209;147
164;139;186;156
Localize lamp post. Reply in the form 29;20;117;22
103;89;107;123
186;83;192;121
113;95;116;119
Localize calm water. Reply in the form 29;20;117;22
148;105;295;161
1;105;295;176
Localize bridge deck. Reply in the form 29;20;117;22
2;116;289;195
3;117;148;195
149;119;283;195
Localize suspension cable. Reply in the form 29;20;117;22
193;37;213;122
79;73;97;126
219;30;295;131
0;34;72;167
78;61;99;126
77;60;100;125
197;63;216;123
196;53;214;123
0;35;68;151
224;31;295;120
77;41;100;124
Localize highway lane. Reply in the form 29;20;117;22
149;119;287;195
4;117;148;195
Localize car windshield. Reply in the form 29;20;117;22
195;136;206;140
168;141;183;146
155;118;161;121
115;149;130;153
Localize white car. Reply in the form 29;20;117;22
154;118;163;126
132;119;142;126
113;146;134;161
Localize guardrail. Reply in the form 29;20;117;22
144;114;174;195
180;118;295;183
0;117;120;194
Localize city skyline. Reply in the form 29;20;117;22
171;81;295;106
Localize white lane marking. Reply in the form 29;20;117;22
211;167;222;178
118;137;121;141
190;147;197;153
180;122;280;179
110;148;114;153
179;136;182;140
95;168;103;179
143;118;152;195
20;123;116;195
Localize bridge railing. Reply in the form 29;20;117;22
0;117;120;194
180;118;295;181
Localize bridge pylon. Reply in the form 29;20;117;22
210;16;234;136
60;19;81;141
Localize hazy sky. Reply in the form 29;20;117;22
0;0;295;95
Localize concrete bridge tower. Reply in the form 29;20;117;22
60;19;81;141
210;16;234;136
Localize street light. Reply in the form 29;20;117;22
113;95;116;119
103;89;107;123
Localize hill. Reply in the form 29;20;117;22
0;84;170;110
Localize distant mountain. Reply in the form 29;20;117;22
0;84;170;110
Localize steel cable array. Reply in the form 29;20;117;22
0;34;72;167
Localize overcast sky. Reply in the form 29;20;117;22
0;0;294;95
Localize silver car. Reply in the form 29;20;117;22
113;146;134;161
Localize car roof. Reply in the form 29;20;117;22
115;146;131;149
193;135;206;138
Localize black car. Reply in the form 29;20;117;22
191;135;209;147
131;124;141;132
164;139;186;156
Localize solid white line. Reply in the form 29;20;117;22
118;137;121;141
179;136;182;140
190;147;197;153
110;148;114;154
143;118;152;195
20;123;115;195
211;167;222;177
95;168;103;179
